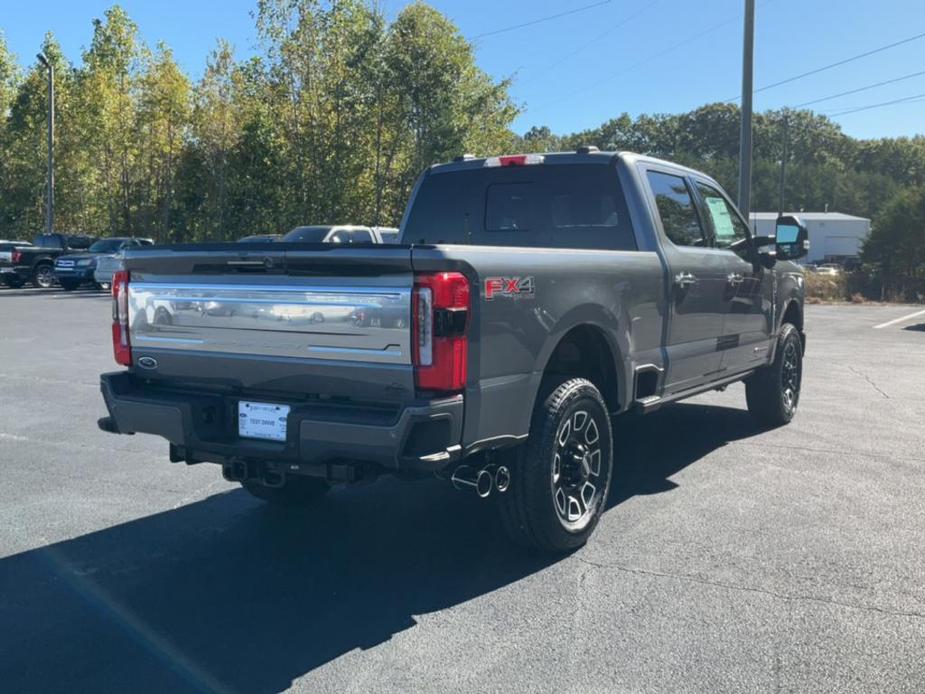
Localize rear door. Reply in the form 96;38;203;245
644;168;727;392
691;179;773;372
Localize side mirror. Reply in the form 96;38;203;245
775;215;809;261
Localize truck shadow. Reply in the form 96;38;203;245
0;402;761;693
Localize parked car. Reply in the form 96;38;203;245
238;234;283;243
373;227;400;243
97;149;808;552
282;225;385;244
813;263;841;276
1;233;95;288
55;237;154;291
92;238;155;289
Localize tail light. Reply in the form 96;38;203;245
111;270;132;366
11;249;22;264
412;272;469;393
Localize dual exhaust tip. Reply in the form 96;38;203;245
451;464;511;498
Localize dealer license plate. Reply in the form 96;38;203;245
238;401;290;442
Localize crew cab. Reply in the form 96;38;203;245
2;233;95;288
97;150;808;552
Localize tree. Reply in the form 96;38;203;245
76;6;143;233
183;40;240;240
380;2;517;222
1;36;77;235
137;43;190;241
863;186;925;299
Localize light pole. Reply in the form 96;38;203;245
737;0;755;217
778;112;790;217
37;52;54;235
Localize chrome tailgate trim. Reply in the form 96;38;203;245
128;280;413;365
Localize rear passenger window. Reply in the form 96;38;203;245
646;171;706;247
486;183;532;231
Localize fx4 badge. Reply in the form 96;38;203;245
484;276;535;301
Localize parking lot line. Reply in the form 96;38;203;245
872;308;925;329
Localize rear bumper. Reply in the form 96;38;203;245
98;371;464;473
1;266;28;280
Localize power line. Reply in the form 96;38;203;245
792;69;925;108
532;13;741;111
726;29;925;101
529;0;777;115
471;0;611;40
826;91;925;117
533;1;660;75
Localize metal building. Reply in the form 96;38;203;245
749;212;871;264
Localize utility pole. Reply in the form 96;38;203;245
37;53;54;235
778;113;789;216
737;0;755;216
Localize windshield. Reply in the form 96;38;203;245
282;226;332;243
88;239;125;254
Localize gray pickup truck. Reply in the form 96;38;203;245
98;149;808;551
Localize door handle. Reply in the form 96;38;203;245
726;272;744;286
674;271;698;288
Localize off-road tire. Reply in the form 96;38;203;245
241;477;330;507
498;378;614;553
746;323;803;427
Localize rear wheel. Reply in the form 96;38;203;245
240;476;330;508
32;263;55;289
498;378;614;553
746;323;803;427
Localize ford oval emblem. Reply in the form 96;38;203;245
137;356;158;370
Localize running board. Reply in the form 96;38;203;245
632;370;755;414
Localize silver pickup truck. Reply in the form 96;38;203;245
98;149;808;551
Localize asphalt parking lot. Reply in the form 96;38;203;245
1;287;923;693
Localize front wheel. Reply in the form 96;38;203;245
59;279;80;291
498;378;614;553
241;476;330;508
746;323;803;427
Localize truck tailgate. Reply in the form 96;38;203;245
122;244;416;402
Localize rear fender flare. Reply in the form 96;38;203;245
529;304;628;413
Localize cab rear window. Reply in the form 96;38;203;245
404;163;637;251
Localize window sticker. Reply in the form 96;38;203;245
705;197;736;241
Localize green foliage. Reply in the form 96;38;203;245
862;186;925;300
0;1;516;239
518;102;924;226
0;1;923;265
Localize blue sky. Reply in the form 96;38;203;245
2;0;923;139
